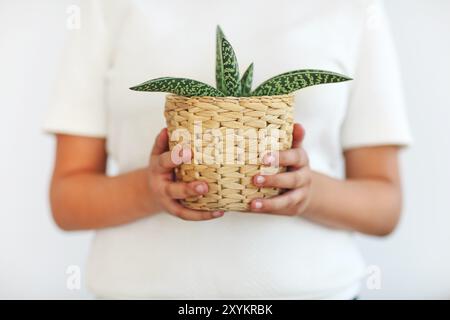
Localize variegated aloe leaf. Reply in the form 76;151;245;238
251;70;352;96
221;37;241;96
215;26;226;94
130;77;225;97
240;63;254;97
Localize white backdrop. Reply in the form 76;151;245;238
1;0;449;299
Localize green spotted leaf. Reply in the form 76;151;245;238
221;37;241;96
130;77;225;97
130;27;353;99
215;26;226;95
251;70;352;96
240;63;254;97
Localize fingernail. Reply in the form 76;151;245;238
212;211;224;218
195;184;206;194
253;200;263;210
255;175;265;185
263;154;275;165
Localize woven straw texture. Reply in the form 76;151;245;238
164;94;294;211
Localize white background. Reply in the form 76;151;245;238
0;0;449;299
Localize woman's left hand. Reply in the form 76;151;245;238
250;123;313;216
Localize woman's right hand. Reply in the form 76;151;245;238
147;128;224;221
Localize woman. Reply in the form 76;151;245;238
45;0;411;299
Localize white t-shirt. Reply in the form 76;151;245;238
44;0;412;299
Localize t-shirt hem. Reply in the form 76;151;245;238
89;283;361;300
342;137;413;151
42;124;107;138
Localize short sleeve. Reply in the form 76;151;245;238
341;0;412;150
43;1;110;137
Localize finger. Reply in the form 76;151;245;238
151;128;169;156
253;168;310;189
292;123;305;148
157;147;192;173
165;199;224;221
263;148;308;169
260;124;304;167
165;181;209;199
250;188;305;214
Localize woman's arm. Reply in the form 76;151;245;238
249;124;403;236
50;130;223;231
304;146;402;236
50;134;155;230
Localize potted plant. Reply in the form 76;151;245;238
130;26;351;212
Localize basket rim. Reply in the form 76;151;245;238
166;93;295;101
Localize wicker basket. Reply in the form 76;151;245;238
164;94;294;211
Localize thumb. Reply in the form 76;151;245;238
151;128;169;156
291;123;305;148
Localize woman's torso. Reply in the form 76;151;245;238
86;0;368;299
